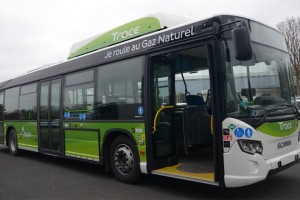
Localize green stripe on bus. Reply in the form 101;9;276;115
256;119;298;137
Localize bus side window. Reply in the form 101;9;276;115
64;69;94;120
97;57;144;120
19;83;37;120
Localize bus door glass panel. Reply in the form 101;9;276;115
0;92;4;144
174;47;212;153
51;79;61;151
39;79;61;151
40;82;49;149
179;69;212;153
152;61;175;158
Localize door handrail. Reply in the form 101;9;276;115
152;105;174;134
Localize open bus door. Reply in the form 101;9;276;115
151;57;177;168
150;45;216;184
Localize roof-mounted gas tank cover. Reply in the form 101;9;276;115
67;12;193;59
231;20;253;61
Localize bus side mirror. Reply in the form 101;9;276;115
232;21;252;61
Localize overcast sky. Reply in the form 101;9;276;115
1;0;299;82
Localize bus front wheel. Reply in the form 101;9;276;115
110;135;141;183
8;130;20;156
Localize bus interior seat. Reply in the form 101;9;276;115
183;106;212;150
92;103;118;120
186;95;205;106
254;95;286;106
154;122;174;157
106;95;120;103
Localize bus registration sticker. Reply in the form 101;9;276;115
223;135;232;141
234;128;244;138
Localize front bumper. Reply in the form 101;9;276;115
224;142;300;187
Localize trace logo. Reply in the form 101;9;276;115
21;126;32;138
278;122;292;131
111;26;140;42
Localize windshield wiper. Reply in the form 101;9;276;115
255;104;299;127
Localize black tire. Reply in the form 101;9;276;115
8;129;20;156
109;135;141;183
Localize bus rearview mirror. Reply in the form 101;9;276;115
232;21;253;61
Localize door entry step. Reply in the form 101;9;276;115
152;163;216;184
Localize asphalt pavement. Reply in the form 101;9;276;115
0;146;300;199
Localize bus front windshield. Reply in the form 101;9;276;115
225;41;296;119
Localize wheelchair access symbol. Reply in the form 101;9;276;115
79;113;86;120
234;128;244;138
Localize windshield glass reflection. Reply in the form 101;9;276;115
225;41;296;118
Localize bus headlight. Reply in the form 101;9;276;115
238;140;263;155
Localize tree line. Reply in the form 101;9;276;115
277;17;300;95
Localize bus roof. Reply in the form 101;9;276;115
0;13;284;91
68;12;193;59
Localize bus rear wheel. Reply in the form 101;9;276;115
110;135;140;183
8;130;20;156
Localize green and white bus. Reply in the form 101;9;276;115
0;13;299;187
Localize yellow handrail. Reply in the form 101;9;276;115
152;105;174;134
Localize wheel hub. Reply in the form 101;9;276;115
114;144;134;175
